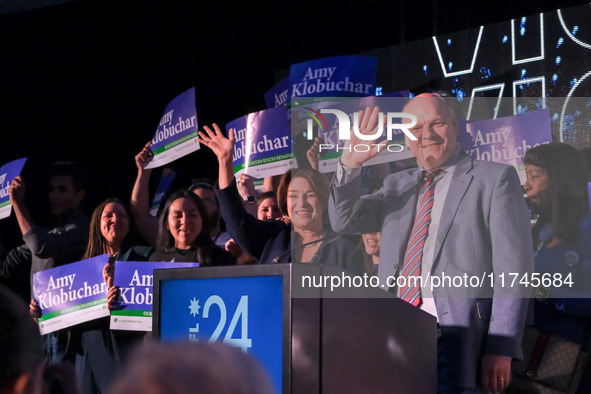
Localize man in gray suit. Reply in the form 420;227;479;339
329;94;533;393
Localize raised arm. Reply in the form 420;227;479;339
198;124;235;189
130;141;158;245
9;176;34;236
339;106;386;168
199;124;284;259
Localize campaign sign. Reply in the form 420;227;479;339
145;87;199;169
289;55;377;100
264;77;288;109
149;167;176;216
291;96;415;173
33;254;109;335
158;274;284;394
459;109;552;184
226;105;295;178
0;158;27;220
110;261;199;331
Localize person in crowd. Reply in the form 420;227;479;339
235;173;259;218
507;142;591;393
235;174;283;222
256;191;282;221
108;340;274;394
148;189;235;266
75;198;150;394
0;161;90;365
186;178;233;248
328;94;533;393
0;284;45;394
131;142;246;261
197;123;364;274
360;232;380;276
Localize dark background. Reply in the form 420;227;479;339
0;0;589;230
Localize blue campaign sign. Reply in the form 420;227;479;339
111;261;199;331
226;105;293;178
264;77;289;108
459;108;553;184
33;254;110;334
0;158;27;220
289;55;377;99
145;87;200;169
159;275;284;394
149;167;176;216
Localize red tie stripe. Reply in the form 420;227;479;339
400;170;440;306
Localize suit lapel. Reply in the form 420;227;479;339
381;169;421;278
431;154;474;272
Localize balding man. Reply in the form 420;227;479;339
329;94;533;393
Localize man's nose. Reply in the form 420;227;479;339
422;125;436;139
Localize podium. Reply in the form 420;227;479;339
153;263;436;393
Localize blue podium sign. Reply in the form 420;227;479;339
154;265;287;394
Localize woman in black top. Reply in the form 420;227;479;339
149;189;235;266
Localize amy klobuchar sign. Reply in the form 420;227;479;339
226;105;295;179
289;55;377;99
264;77;288;109
0;158;27;220
458;109;553;184
145;87;200;169
33;254;109;335
110;261;198;331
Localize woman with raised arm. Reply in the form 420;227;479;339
198;124;363;274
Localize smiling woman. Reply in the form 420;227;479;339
198;123;364;275
148;189;235;266
74;198;152;394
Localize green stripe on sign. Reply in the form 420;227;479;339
152;131;198;154
0;200;11;208
233;152;294;173
320;152;342;161
111;310;152;317
38;297;107;322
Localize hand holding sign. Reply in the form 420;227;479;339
107;286;120;311
339;106;387;168
29;298;41;319
306;137;321;170
8;176;25;205
135;141;154;173
236;174;257;201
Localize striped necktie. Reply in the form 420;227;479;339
399;169;440;307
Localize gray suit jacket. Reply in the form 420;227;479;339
329;151;534;388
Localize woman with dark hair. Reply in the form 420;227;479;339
148;189;235;266
198;124;363;274
508;142;591;393
76;198;151;394
524;143;590;249
256;191;282;221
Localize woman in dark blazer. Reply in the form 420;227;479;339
198;123;364;275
